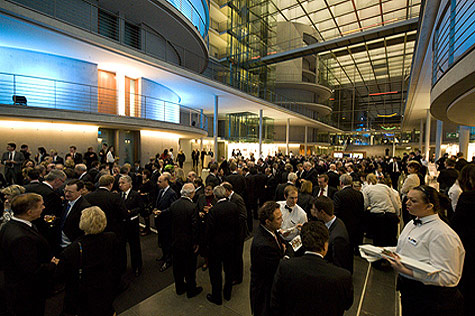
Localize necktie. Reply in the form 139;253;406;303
122;192;127;200
60;203;72;232
319;188;324;197
9;152;12;160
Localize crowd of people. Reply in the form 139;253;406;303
0;141;474;316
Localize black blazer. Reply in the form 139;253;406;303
327;217;353;274
274;182;294;202
169;197;199;250
313;185;338;200
123;189;144;220
333;187;364;239
206;200;240;252
205;173;221;188
302;168;318;186
26;182;63;217
1;151;25;172
62;196;91;245
270;254;353;316
65;152;83;165
264;175;277;203
85;188;127;237
155;187;178;212
250;225;286;316
0;220;56;315
327;171;340;189
229;192;248;240
225;173;247;197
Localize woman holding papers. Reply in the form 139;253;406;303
388;185;465;316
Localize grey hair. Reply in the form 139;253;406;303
181;183;195;197
340;174;353;186
288;172;298;182
44;169;66;181
120;175;132;184
213;185;227;199
75;163;87;172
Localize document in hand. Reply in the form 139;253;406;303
358;244;441;274
289;235;302;252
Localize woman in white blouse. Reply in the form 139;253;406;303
389;185;465;316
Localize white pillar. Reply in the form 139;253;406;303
435;120;443;160
304;126;308;157
419;118;424;151
425;110;431;161
459;126;470;158
392;133;396;157
259;109;263;158
286;118;290;155
214;96;218;159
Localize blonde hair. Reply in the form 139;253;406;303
366;173;378;185
1;184;26;197
300;180;313;194
79;206;107;234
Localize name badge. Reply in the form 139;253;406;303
408;236;417;246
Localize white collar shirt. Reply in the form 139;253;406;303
396;214;465;287
325;216;337;230
277;201;307;241
11;215;32;227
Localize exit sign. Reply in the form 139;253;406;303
446;132;459;139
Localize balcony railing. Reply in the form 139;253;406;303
432;0;475;85
0;72;208;131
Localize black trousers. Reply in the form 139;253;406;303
125;218;143;271
398;276;463;316
155;217;172;263
172;247;197;293
234;238;245;283
369;212;398;246
208;248;234;301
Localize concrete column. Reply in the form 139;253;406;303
286;118;290;155
419;118;424;151
425;110;431;161
435;120;443;160
459;126;470;158
392;133;396;157
214;96;218;159
304;126;308;157
259;109;263;158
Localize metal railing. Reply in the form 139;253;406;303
0;72;208;130
432;0;475;85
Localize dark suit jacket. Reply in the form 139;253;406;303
274;182;294;202
327;217;353;274
333;186;364;243
155;186;178;212
25;182;63;217
205;173;221;188
85;188;127;238
62;196;91;246
0;220;56;315
229;192;248;240
264;175;277;203
226;172;247;197
302;168;318;186
313;185;337;200
206;200;240;252
270;254;353;316
169;197;199;250
250;225;286;316
51;155;64;164
65;152;83;165
1;150;25;172
123;189;144;220
254;173;268;203
327;171;340;189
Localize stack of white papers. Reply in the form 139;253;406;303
359;244;441;274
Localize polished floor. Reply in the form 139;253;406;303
119;237;400;316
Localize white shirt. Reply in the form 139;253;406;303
317;186;328;197
448;181;463;211
400;174;420;196
362;183;399;214
304;251;324;259
11;215;32;227
396;214;465;286
277;201;307;241
325;216;337;230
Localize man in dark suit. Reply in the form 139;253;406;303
333;174;364;255
326;164;340;189
59;180;90;252
264;167;277;203
314;174;337;199
64;145;83;165
311;196;353;274
158;183;202;298
225;162;247;197
205;163;221;188
2;142;25;185
270;221;354;316
50;149;64;165
119;175;144;276
0;193;59;316
388;157;402;190
222;182;248;285
274;172;297;201
437;158;459;194
205;185;240;305
153;172;177;271
301;161;318;187
255;167;268;207
250;201;290;316
85;175;128;272
25;169;66;247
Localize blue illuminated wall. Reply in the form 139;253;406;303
0;46;98;112
165;0;209;38
140;78;180;123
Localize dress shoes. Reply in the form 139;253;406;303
159;261;171;272
206;294;222;305
134;268;142;277
140;230;151;237
187;286;203;298
223;289;232;301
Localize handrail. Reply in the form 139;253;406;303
0;72;208;130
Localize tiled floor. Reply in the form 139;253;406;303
120;239;399;316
